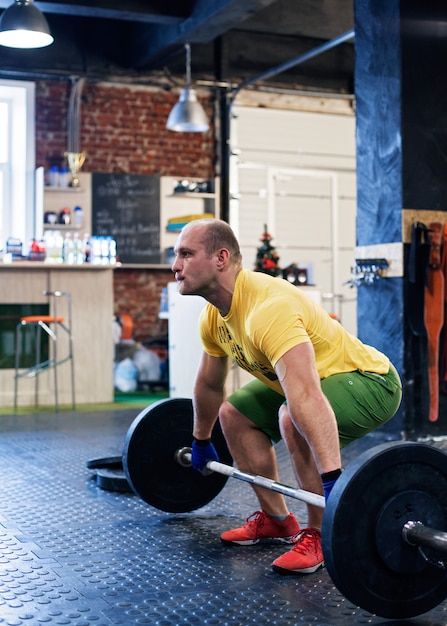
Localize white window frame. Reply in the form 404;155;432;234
0;79;35;252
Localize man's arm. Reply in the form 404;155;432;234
275;341;342;475
192;351;229;440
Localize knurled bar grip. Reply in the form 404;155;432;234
176;447;326;508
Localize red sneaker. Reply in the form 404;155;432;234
221;511;300;546
272;528;324;574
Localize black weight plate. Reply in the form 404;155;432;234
86;456;123;470
122;397;233;513
96;468;133;493
322;441;447;619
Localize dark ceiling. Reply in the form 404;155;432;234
0;0;355;96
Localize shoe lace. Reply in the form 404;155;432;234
292;528;320;555
245;510;266;530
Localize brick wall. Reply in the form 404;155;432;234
36;80;215;177
35;79;215;342
113;267;174;343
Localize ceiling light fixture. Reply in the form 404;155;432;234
166;43;209;133
0;0;53;49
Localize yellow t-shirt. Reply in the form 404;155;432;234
199;269;389;395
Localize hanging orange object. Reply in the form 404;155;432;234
439;223;447;396
424;222;444;422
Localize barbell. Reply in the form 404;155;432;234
93;397;447;620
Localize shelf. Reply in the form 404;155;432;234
44;186;84;193
169;192;215;199
43;224;83;231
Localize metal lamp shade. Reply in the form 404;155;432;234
166;88;209;133
0;0;53;48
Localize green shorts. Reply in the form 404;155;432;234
227;363;402;448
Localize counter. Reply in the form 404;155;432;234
0;262;115;407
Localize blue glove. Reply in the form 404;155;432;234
321;469;342;503
191;439;219;475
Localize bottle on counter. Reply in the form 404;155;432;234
43;231;53;263
44;230;64;263
54;230;64;263
62;232;74;264
73;233;84;264
89;236;102;264
82;233;90;263
108;236;117;264
100;236;109;264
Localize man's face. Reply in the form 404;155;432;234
171;225;217;296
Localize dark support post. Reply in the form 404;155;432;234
354;0;447;437
219;91;231;223
213;37;231;223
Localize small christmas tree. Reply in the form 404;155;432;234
254;224;281;276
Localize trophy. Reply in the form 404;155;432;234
65;151;86;187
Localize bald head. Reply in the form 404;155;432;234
183;219;242;268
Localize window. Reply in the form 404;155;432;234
0;80;35;253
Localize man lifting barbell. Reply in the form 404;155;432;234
170;218;402;575
119;399;447;618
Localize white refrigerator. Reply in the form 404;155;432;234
167;281;206;398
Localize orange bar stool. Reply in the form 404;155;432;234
14;290;75;412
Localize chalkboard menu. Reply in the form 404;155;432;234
92;173;160;264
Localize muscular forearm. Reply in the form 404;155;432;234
192;378;225;440
289;393;341;475
276;344;342;475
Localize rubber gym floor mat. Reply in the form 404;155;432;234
0;409;445;625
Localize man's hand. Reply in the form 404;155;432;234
191;438;220;475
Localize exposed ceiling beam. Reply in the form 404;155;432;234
0;1;188;25
129;0;278;68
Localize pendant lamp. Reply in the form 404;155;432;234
166;43;209;133
0;0;53;49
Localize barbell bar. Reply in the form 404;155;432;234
118;397;447;620
175;446;326;508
